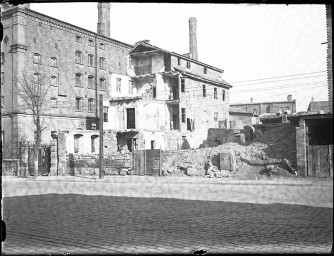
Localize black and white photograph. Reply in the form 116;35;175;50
1;1;333;254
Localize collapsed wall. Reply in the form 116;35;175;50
162;125;297;178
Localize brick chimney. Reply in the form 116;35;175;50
189;17;198;60
97;2;110;37
287;94;292;101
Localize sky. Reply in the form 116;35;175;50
30;2;329;112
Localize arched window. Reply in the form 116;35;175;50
74;134;83;153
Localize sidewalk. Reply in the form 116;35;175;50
2;174;333;186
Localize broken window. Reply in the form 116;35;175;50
181;108;186;123
103;106;108;122
222;89;225;101
127;108;135;129
181;78;185;93
214;87;218;99
203;84;206;97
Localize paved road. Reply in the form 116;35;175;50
2;176;333;254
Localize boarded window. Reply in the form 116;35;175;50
127;108;135;129
181;108;186;123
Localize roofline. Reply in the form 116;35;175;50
229;111;253;116
231;100;296;106
171;52;224;72
2;6;134;48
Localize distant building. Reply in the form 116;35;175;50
326;5;332;113
307;100;330;113
229;107;259;129
231;94;296;116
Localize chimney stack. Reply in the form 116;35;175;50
251;98;253;103
189;17;198;60
97;2;110;37
287;94;292;101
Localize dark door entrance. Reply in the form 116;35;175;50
308;145;333;178
127;108;135;129
133;149;162;176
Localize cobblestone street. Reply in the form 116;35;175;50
2;176;333;254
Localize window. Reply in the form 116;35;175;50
50;57;57;67
203;84;206;97
116;78;121;92
88;75;94;89
180;78;185;92
151;141;155;149
74;134;83;153
100;78;106;90
1;52;4;64
186;61;191;69
91;123;96;130
99;43;105;49
279;107;283;113
126;108;135;129
222;89;225;101
88;54;94;66
75;51;82;64
75;73;82;87
51;76;58;86
214;112;218;121
204;67;207;74
214;87;217;99
99;57;106;69
153;86;156;98
286;107;290;110
88;39;94;46
129;80;133;94
75;97;82;111
103;106;109;122
33;53;41;64
88;99;94;112
266;106;270;113
34;73;40;85
1;72;4;85
181;108;186;123
76;36;82;43
177;58;181;65
253;108;257;115
91;135;98;153
50;97;57;108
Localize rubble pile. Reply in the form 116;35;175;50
162;125;297;179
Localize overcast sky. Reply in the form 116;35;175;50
30;3;329;112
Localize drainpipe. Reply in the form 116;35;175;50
11;16;14;158
95;34;98;126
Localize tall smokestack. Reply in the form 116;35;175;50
189;17;198;60
97;2;110;37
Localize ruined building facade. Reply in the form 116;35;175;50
1;4;232;160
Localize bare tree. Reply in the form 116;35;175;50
16;71;51;178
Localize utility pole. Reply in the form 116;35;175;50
99;94;104;179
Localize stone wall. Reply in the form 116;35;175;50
295;118;307;177
200;128;235;148
2;159;20;175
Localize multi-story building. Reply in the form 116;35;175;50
1;4;232;160
1;3;132;159
105;18;232;150
231;95;296;116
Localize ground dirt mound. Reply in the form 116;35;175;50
163;125;297;179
